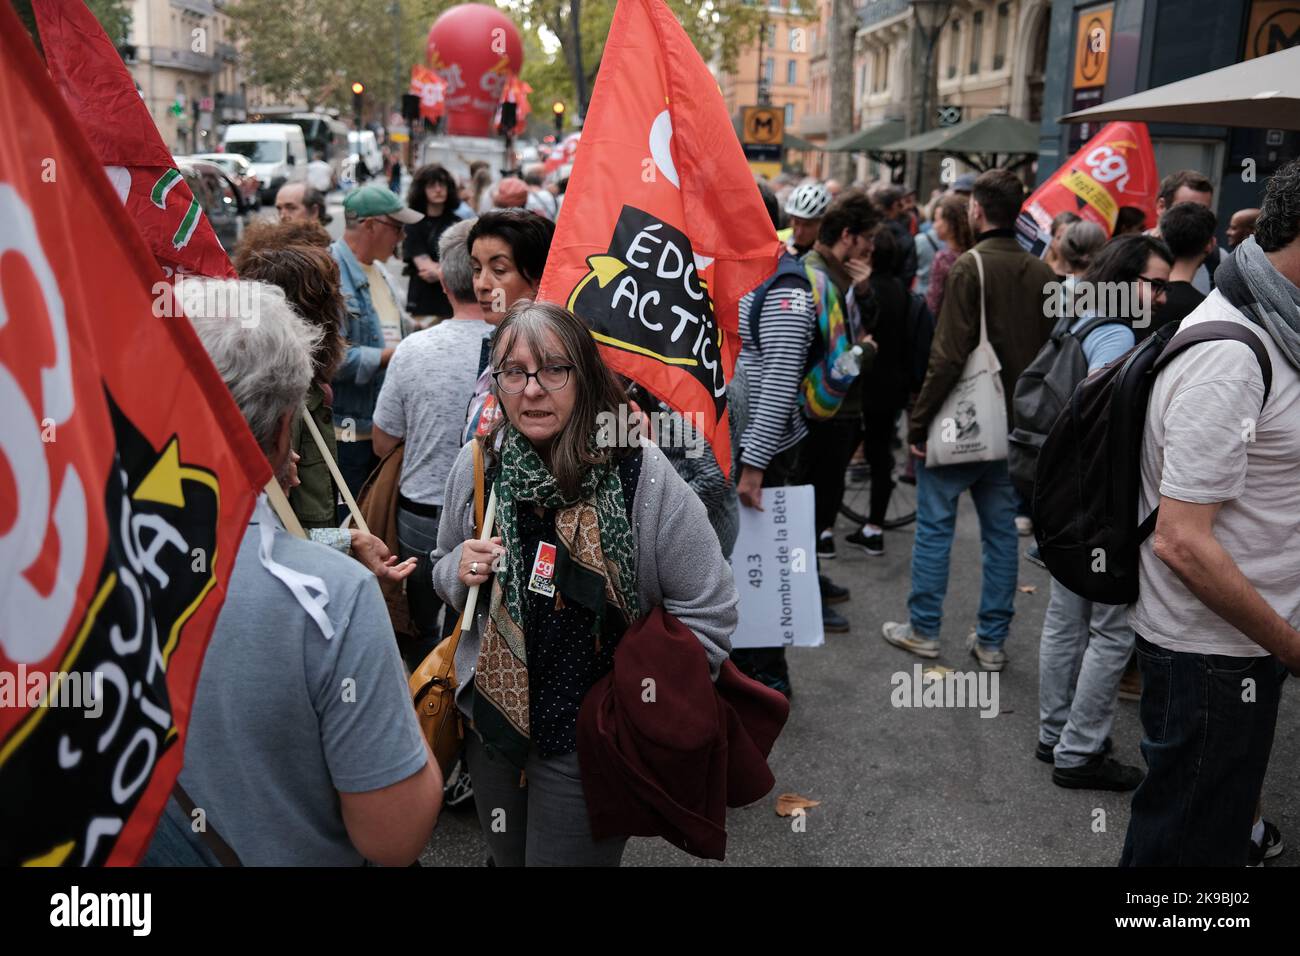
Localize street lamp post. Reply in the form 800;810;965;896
908;0;952;197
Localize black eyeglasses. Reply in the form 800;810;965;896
1139;275;1169;293
492;364;574;394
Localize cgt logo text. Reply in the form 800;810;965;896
50;886;151;936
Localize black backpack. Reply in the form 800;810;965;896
904;291;936;394
1032;320;1273;605
1008;315;1124;502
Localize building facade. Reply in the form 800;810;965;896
125;0;250;155
718;0;817;168
1035;0;1299;238
850;0;1052;183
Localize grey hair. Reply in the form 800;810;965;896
438;217;478;304
1059;220;1108;272
183;278;320;454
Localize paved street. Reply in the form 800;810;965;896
421;490;1300;867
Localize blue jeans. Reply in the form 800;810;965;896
907;457;1019;647
1121;635;1286;866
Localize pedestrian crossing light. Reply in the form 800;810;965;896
553;100;564;134
351;82;365;95
352;82;365;129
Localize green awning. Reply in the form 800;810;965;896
879;112;1040;154
783;133;822;151
826;118;907;152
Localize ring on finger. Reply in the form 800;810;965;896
470;561;479;575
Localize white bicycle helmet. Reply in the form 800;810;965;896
785;182;832;220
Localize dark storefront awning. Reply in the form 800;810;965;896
1058;46;1300;130
826;118;906;152
881;112;1041;154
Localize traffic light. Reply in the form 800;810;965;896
552;100;564;134
351;81;365;129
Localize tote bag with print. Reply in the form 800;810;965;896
926;249;1008;467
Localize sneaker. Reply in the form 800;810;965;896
966;628;1006;672
845;527;884;556
817;530;836;560
1052;754;1144;791
443;759;475;807
1015;515;1033;536
1035;736;1114;764
823;605;850;633
881;621;940;659
1249;820;1285;866
819;575;850;605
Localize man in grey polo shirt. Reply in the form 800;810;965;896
145;278;440;866
373;217;490;663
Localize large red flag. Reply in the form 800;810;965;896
537;0;781;475
0;4;268;865
1017;122;1159;257
33;0;236;279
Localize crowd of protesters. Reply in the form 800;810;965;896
145;146;1300;870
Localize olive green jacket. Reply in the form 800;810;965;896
909;235;1057;445
289;382;339;530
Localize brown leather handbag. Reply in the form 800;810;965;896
408;439;485;777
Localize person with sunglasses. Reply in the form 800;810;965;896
329;185;424;506
430;300;737;866
1035;233;1171;792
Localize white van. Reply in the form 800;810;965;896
348;130;383;182
222;123;307;204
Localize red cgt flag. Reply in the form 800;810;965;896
0;4;268;865
411;65;448;124
33;0;236;279
1017;121;1159;257
537;0;781;475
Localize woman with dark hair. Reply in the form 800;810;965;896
430;301;738;866
846;224;910;557
925;194;973;319
1035;232;1171;792
463;209;557;443
403;163;465;327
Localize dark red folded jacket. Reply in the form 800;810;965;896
576;606;790;860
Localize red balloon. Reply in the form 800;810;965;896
427;4;524;137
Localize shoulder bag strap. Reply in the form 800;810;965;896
969;248;989;348
172;781;242;866
301;403;370;535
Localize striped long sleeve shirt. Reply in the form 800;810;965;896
736;282;815;470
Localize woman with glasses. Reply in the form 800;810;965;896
430;300;738;866
1035;233;1172;792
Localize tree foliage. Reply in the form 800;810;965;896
509;0;771;119
228;0;454;120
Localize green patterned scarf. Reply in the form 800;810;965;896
473;426;639;768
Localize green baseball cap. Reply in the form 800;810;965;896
342;184;423;224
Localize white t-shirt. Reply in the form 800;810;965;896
1132;291;1300;657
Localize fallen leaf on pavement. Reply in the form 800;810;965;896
776;793;821;816
1018;584;1037;593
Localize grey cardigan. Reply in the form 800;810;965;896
430;440;739;718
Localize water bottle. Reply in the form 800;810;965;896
832;344;864;379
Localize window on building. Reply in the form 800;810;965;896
787;59;797;84
948;18;961;79
994;2;1010;70
879;46;890;91
764;57;774;85
766;23;776;46
970;10;983;75
785;103;795;127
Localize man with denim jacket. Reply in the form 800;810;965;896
330;185;423;503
